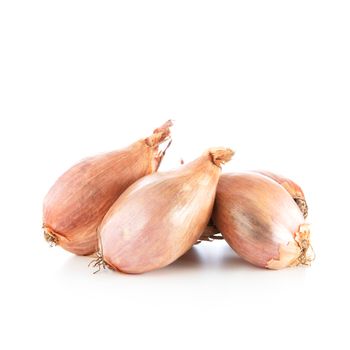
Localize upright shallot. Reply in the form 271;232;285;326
95;147;234;274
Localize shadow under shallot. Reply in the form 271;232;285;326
57;243;255;279
164;246;204;269
147;241;256;277
57;246;205;281
56;240;308;285
133;246;206;278
219;245;258;271
214;242;309;289
58;254;95;279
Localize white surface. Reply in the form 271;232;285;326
1;1;349;349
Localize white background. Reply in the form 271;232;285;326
1;1;349;349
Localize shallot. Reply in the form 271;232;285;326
43;120;172;255
96;147;234;273
212;172;314;269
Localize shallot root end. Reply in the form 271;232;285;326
43;226;58;247
266;224;315;270
294;197;309;219
266;224;315;269
294;224;315;266
89;251;111;274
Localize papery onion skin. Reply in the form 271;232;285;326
213;172;312;269
198;170;309;242
253;170;308;218
99;147;234;274
43;120;172;256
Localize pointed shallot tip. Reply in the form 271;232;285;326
209;147;235;167
145;120;174;148
152;119;174;135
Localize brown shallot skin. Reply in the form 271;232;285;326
99;147;234;274
253;170;308;218
43;120;172;256
213;172;312;269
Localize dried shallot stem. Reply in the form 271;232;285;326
145;120;173;148
209;148;234;167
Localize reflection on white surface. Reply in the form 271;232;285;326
38;239;321;350
56;240;308;297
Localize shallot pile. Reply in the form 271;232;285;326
43;121;314;273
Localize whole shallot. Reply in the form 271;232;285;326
95;147;234;274
213;172;314;269
43;120;172;256
199;170;309;242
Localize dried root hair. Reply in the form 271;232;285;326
43;225;58;247
293;224;315;266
